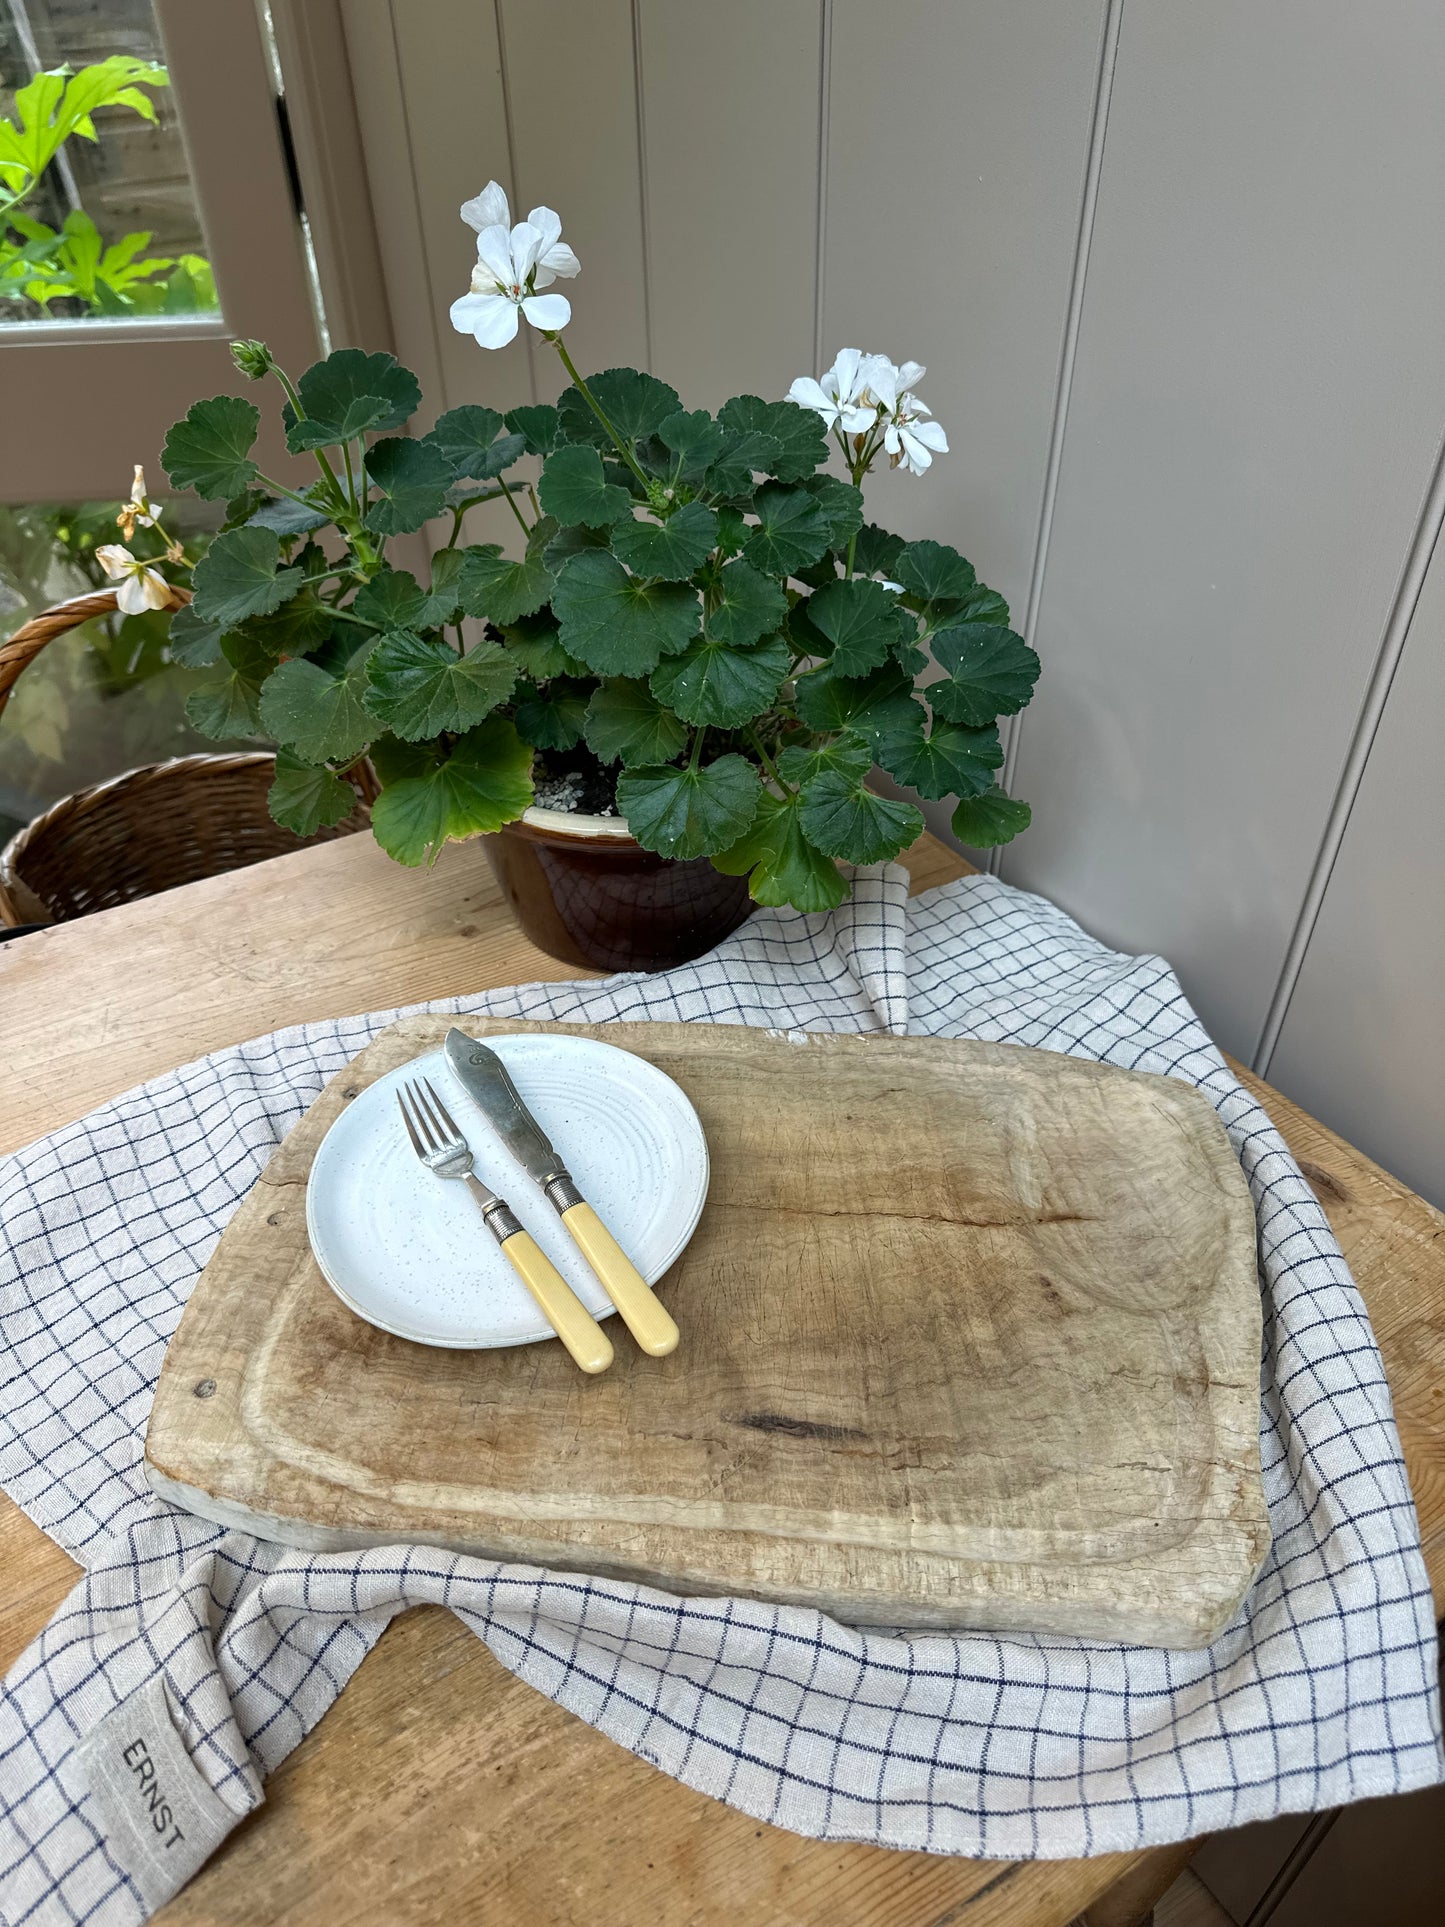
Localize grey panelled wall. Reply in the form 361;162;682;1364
999;0;1445;1070
1267;522;1445;1210
335;0;1445;1206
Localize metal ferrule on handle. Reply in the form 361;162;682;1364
476;1197;525;1243
543;1173;584;1214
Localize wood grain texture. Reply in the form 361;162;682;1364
145;1017;1268;1645
1;830;1440;1927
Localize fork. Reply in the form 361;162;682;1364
397;1076;614;1375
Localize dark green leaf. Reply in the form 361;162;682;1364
259;648;376;763
705;428;784;498
286;393;393;452
852;524;905;578
793;660;926;742
553;550;701;676
542;520;610;573
800;475;865;552
363;437;453;534
742;483;830;578
794;555;840;591
167;602;224;668
804;577;910;677
717;395;827;483
649;631;788;728
951;785;1032;849
617;754;762;859
610;502;718;580
775;739;872;787
184;632;270;738
286;348;420;449
268;753;358;836
513;675;591;751
162;394;260;499
876;719;1003;800
712;790;848;913
425;403;499;464
191;526;303;628
456;544;555;625
497;608;570;679
658;408;726;476
950;584;1011;627
798;770;924;864
221;487;268;532
583;679;689;767
713;505;749;557
557;368;681;447
247;495;331;538
538;443;633;527
427;547;468;622
370;716;535;865
504;404;563;455
929;624;1041;724
353;568;445;634
709;558;788;647
243;586;334;657
894;538;977;606
426;406;526;482
364;629;517;740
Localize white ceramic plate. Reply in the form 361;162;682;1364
305;1034;710;1349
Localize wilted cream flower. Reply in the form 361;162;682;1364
96;543;174;615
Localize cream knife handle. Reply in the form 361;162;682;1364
560;1201;680;1357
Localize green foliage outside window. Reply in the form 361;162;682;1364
0;57;215;318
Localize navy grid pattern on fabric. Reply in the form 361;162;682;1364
0;868;1440;1925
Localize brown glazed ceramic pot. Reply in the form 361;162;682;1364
482;807;754;973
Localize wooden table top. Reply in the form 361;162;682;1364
2;830;1441;1927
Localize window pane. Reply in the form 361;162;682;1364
0;0;218;325
0;496;235;847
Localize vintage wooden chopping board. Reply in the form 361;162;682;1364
145;1015;1271;1647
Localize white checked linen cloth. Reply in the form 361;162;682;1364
1;867;1440;1923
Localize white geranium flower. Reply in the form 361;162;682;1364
451;180;580;348
787;348;877;433
96;543;173;615
884;392;949;475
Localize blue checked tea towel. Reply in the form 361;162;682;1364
1;867;1441;1924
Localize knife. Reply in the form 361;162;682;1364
444;1029;681;1357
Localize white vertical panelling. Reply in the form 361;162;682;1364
499;0;650;388
1268;528;1445;1208
1001;1;1445;1059
340;0;520;553
636;0;822;407
822;0;1110;619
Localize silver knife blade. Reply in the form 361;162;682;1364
444;1028;569;1186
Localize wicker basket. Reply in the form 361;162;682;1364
0;588;370;928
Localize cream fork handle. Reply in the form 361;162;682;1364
466;1176;613;1374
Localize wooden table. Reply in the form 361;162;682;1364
2;832;1441;1927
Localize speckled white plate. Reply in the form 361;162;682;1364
305;1034;709;1349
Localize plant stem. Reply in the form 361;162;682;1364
270;360;348;510
844;531;858;578
255;471;327;514
688;725;706;772
547;333;652;491
747;727;793;796
341;438;359;513
496;473;532;537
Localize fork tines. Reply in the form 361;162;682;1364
397;1076;464;1155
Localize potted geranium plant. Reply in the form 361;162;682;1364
159;183;1039;970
